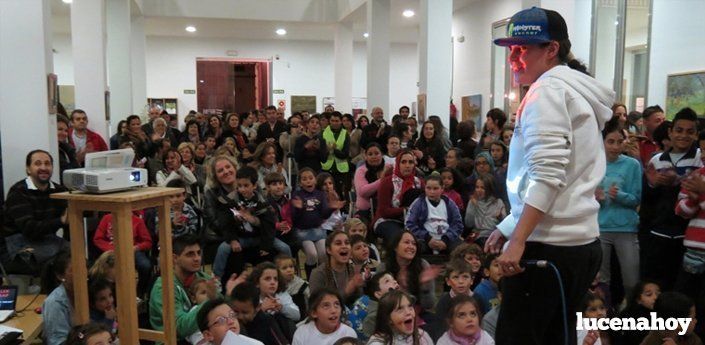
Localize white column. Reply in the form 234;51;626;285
334;21;354;114
418;0;453;128
71;0;109;139
366;0;390;117
106;0;132;134
131;15;148;118
0;0;58;196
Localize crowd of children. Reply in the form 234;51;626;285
25;101;705;345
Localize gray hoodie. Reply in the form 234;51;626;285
497;65;615;246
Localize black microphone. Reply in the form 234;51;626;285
521;260;549;268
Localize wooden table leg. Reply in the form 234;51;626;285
113;204;139;344
67;202;89;324
157;200;176;344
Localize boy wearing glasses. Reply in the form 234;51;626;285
197;298;263;345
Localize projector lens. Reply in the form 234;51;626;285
131;171;140;182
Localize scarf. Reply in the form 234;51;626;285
473;151;496;178
391;153;420;208
447;329;482;345
473;197;505;232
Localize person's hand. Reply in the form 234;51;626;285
259;250;269;257
470;194;478;206
661;338;677;345
412;149;424;159
645;165;676;186
151;133;161;142
238;207;256;224
260;297;278;312
429;239;446;251
497;240;525;276
104;305;117;320
276;221;291;234
682;174;705;194
230;240;242;253
582;330;599;345
346;272;365;293
382;164;393;177
595;187;605;202
608;183;619;200
85;142;95;153
484;229;507;254
172;212;184;227
419;265;442;285
225;272;249;295
292;198;303;209
277;163;285;174
60;210;68;225
331;200;346;210
205;276;219;299
266;138;275;143
271;298;283;312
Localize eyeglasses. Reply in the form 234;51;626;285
209;312;237;328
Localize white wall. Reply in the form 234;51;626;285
648;0;705;112
54;34;74;85
144;36;418;122
451;0;522;115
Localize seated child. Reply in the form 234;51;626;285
166;179;199;238
230;281;292;345
212;166;277;279
435;260;474;327
291;168;337;278
639;292;700;345
196;298;264;345
292;287;357;345
92;211;153;295
344;218;380;261
436;295;494;345
615;280;661;345
577;292;609;345
450;243;484;290
186;278;210;345
249;262;301;322
350;235;379;281
405;174;463;255
274;254;309;316
266;172;294;257
465;174;506;245
88;278;117;335
347;271;399;340
317;172;347;232
88;251;116;283
367;290;434;345
65;323;114;345
473;254;503;314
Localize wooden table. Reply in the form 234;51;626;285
52;187;182;345
4;294;46;344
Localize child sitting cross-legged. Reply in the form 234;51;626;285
472;254;503;315
436;295;495;345
405;174;464;255
274;254;310;316
347;271;399;340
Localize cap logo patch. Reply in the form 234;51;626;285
510;24;543;37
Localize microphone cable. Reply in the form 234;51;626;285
522;260;568;345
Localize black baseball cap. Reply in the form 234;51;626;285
494;7;569;47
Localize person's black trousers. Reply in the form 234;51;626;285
495;239;602;345
639;232;684;291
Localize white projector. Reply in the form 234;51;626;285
63;149;148;193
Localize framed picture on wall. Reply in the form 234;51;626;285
47;73;58;115
666;70;705;118
417;94;427;123
461;94;482;123
291;95;316;114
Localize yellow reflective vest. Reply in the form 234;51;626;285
321;126;349;173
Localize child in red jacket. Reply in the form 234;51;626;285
93;212;153;295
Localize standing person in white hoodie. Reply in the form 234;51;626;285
485;7;615;345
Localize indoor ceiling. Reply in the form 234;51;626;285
51;0;478;43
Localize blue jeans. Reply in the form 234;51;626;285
212;237;291;277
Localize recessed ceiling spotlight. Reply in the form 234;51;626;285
62;0;72;3
403;9;415;18
363;32;369;38
185;26;197;33
276;28;287;36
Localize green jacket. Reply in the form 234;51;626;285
149;271;220;341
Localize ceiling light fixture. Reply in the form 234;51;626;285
62;0;72;3
276;28;287;36
185;26;197;33
363;32;369;38
403;9;415;18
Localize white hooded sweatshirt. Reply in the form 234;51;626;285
496;65;615;246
